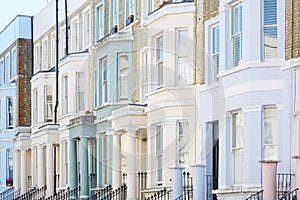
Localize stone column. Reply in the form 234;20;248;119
80;137;89;199
191;164;206;200
20;148;27;194
14;150;20;190
260;160;279;200
69;139;77;190
171;167;183;200
96;135;102;188
112;132;121;189
126;129;137;200
293;156;300;199
46;143;54;196
38;145;46;187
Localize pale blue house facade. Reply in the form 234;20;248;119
198;0;292;199
0;15;32;192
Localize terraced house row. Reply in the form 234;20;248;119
1;0;300;199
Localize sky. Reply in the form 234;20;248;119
0;0;49;31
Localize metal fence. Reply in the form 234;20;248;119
278;188;298;200
277;173;295;199
89;184;127;200
45;186;80;200
138;172;147;200
144;171;193;200
0;187;20;200
14;186;46;200
244;190;263;200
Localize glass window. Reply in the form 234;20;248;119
97;3;104;40
84;11;90;48
176;29;189;85
7;97;13;129
264;0;278;58
118;53;128;99
232;111;243;184
62;76;68;114
72;21;79;52
101;58;108;103
33;89;38;124
61;29;66;57
34;46;40;73
156;36;163;88
65;142;68;184
7;149;13;179
77;72;85;111
51;33;56;66
45;86;53;122
11;48;16;78
177;121;188;165
212;26;220;80
0;58;4;84
5;53;10;83
231;2;243;67
263;106;278;160
110;0;119;29
156;125;163;183
42;41;48;70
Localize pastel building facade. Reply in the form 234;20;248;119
198;0;295;199
0;15;32;193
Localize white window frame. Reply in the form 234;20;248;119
42;38;48;70
0;58;4;84
175;28;189;86
156;125;163;184
263;106;278;160
140;50;149;103
34;44;41;73
263;0;278;59
176;120;189;166
147;0;154;15
117;53;128;100
101;57;108;104
94;67;98;107
125;0;136;25
7;148;13;179
231;1;243;68
51;31;56;67
61;28;67;58
156;35;163;88
45;86;53;122
65;141;68;185
7;97;13;129
71;17;79;52
76;72;85;112
33;89;38;124
62;75;68;115
110;0;119;30
96;1;104;41
211;25;220;81
231;110;243;185
83;8;91;49
5;53;10;83
11;47;17;80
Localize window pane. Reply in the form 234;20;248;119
45;86;53;121
118;53;128;99
264;0;277;26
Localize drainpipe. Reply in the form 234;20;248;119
54;0;59;125
54;0;59;195
65;0;69;56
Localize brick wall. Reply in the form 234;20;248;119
194;0;219;84
16;38;32;127
286;0;300;60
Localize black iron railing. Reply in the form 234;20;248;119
138;171;147;200
244;190;263;200
14;186;46;200
0;187;16;200
144;188;172;200
277;173;295;199
89;184;127;200
278;188;298;200
45;186;80;200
